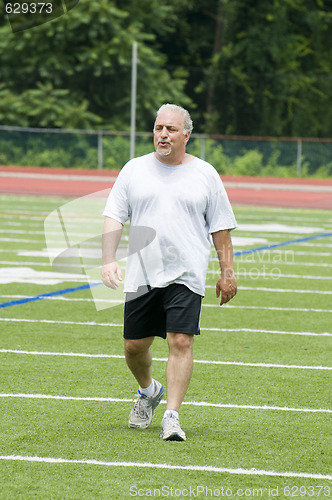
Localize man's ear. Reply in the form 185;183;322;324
184;132;191;145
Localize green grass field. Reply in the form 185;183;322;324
0;195;331;499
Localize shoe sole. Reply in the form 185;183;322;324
162;432;186;442
128;385;164;429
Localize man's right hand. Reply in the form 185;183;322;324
102;261;123;289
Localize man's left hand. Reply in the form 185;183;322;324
216;271;237;306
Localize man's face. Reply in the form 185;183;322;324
153;110;190;162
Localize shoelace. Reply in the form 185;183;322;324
165;414;180;429
132;392;149;418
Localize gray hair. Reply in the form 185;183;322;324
155;104;193;135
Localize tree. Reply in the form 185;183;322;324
0;0;192;129
1;0;332;137
199;0;332;136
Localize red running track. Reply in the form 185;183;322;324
0;165;332;210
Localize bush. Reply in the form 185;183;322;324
0;130;331;178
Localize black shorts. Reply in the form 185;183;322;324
123;284;202;340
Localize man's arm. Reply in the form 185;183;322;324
102;217;124;289
212;229;237;306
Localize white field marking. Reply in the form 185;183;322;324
1;209;52;215
0;318;330;337
0;238;43;243
231;236;268;247
0;455;331;481
232;249;332;257
0;214;46;220
236;223;324;234
0;261;96;269
207;270;332;280
282;251;332;257
206;285;332;295
0;229;99;238
211;256;332;268
18;249;101;258
1;221;41;227
0;229;46;235
234;232;307;240
0;171;117;183
7;246;326;258
201;327;332;337
237;214;332;223
236;261;332;268
300;242;332;248
0;261;53;267
0;393;331;415
226;182;332;193
204;304;332;313
0;267;91;285
0;238;100;246
1;209;101;217
1;349;331;371
1;293;330;314
0;295;122;303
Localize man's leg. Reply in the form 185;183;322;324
159;332;193;441
125;336;165;429
124;336;155;388
166;332;194;411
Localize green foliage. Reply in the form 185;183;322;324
0;83;102;128
0;0;192;130
199;0;332;137
1;0;332;144
1;129;331;177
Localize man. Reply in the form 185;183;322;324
102;104;237;441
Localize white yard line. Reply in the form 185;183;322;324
0;393;330;414
299;243;332;248
204;304;332;313
2;259;332;269
0;318;330;336
206;285;332;294
207;270;332;280
1;293;330;313
0;261;54;267
0;348;330;371
202;327;332;337
2;285;332;300
234;261;332;268
0;454;330;480
276;251;332;257
0;238;44;244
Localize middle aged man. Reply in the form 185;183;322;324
102;104;237;441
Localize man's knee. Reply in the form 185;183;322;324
167;332;194;352
125;337;154;356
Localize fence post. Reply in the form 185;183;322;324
200;134;206;161
98;131;103;170
296;139;302;178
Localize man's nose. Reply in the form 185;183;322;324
160;126;169;137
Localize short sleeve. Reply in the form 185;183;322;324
102;163;131;224
205;172;237;233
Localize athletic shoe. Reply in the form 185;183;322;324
128;380;164;429
159;413;186;441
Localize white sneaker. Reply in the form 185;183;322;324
160;413;186;441
128;380;164;429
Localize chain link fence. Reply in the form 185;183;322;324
0;125;331;177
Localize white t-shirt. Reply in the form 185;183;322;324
103;153;237;296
